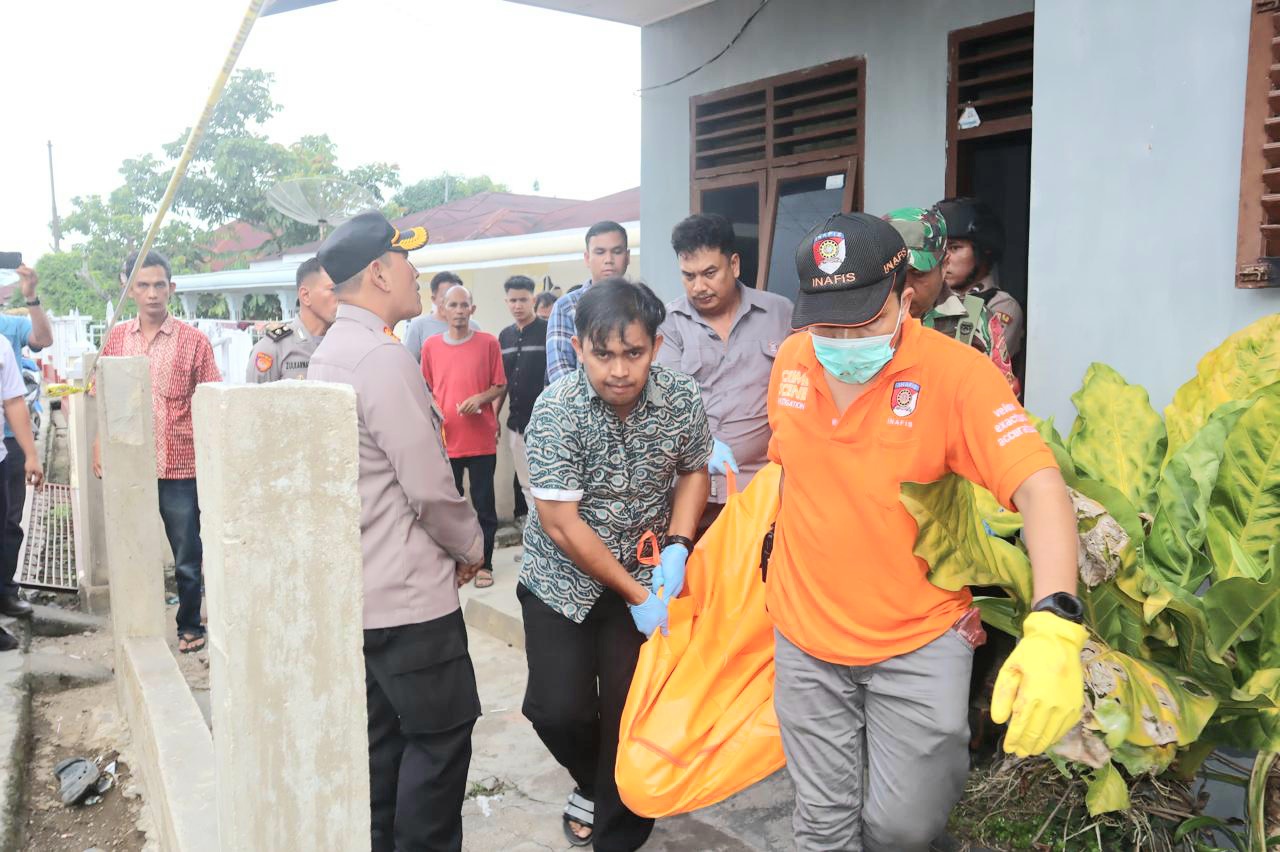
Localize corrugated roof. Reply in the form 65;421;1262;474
531;187;640;232
263;188;640;260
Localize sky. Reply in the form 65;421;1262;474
0;0;640;265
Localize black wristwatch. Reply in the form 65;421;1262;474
1031;592;1085;623
665;534;694;552
24;298;40;307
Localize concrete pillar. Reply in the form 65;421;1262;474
224;293;244;322
98;359;219;851
69;354;110;613
193;382;371;851
275;289;296;320
178;293;198;318
95;356;166;642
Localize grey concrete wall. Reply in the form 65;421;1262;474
640;0;1032;300
1025;0;1280;426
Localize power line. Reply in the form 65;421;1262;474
638;0;772;93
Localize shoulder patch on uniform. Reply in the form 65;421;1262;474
255;352;274;373
265;323;293;342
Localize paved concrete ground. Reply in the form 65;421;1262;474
460;545;795;851
0;615;31;852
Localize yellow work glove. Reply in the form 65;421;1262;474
990;611;1087;757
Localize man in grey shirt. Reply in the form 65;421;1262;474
656;213;793;534
309;212;484;852
403;270;480;362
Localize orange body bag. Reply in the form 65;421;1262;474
615;464;786;818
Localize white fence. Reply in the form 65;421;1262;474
35;313;256;385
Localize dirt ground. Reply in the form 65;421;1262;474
19;612;150;852
16;594;210;851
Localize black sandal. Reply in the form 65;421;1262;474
178;633;206;654
562;788;594;847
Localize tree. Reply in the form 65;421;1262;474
391;173;509;214
51;68;402;320
122;69;402;257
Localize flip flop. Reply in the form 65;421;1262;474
178;633;207;654
54;757;100;805
562;788;593;847
473;569;495;589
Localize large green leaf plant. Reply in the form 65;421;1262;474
902;314;1280;824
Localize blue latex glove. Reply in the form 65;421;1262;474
708;438;740;475
651;543;690;600
628;591;669;637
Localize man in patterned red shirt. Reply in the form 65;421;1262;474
93;250;222;654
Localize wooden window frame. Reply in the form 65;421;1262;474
758;155;861;292
691;170;768;287
689;56;865;182
1236;0;1280;288
945;12;1034;197
690;57;866;291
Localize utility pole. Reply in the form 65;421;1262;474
48;141;62;252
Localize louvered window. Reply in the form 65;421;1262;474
946;12;1033;176
1236;0;1280;288
691;58;864;179
691;58;864;292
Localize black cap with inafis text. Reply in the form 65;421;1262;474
791;212;908;330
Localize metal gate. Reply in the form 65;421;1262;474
15;483;78;591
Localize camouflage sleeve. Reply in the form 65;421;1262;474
985;312;1021;398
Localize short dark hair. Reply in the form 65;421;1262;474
535;291;557;311
671;213;736;258
890;264;908;296
121;250;171;282
575;278;665;349
503;275;536;293
296;257;324;288
430;271;463;296
585;220;628;249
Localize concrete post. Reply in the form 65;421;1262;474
275;288;296;320
95;356;166;642
194;382;371;851
70;353;110;613
98;358;220;850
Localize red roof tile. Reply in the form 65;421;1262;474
261;187;640;260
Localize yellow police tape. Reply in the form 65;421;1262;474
45;384;85;399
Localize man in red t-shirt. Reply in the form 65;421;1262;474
421;284;507;587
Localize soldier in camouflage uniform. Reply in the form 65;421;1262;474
883;206;1020;396
246;257;337;383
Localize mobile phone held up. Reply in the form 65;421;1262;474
0;253;22;270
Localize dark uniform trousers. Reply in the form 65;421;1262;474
0;438;23;597
518;583;654;852
364;608;480;852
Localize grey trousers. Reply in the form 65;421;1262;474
773;627;975;852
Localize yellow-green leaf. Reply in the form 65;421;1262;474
1202;560;1280;661
1165;314;1280;462
902;475;1034;608
1069;363;1167;513
1147;398;1258;589
1085;762;1130;815
1081;641;1218;749
1205;385;1280;581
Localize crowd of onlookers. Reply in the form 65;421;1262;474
17;196;1054;852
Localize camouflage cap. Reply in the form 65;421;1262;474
882;206;947;272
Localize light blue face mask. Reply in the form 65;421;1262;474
810;304;905;385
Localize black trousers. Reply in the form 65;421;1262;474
364;609;481;852
518;583;654;852
0;439;18;597
450;455;497;570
